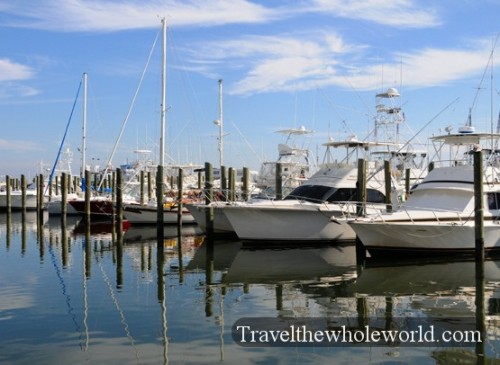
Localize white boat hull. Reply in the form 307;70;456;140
47;197;80;215
0;191;38;210
223;201;356;242
185;203;235;234
351;219;500;256
123;203;195;225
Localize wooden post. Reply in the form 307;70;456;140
197;170;202;190
204;162;214;238
356;159;366;217
156;165;165;239
220;165;227;201
275;162;283;200
61;173;67;217
474;150;484;261
177;168;183;226
147;171;152;202
37;174;44;221
21;174;27;213
405;168;411;197
84;169;91;225
228;167;234;202
242;167;249;202
384;161;392;213
5;175;11;213
140;170;145;205
116;168;123;239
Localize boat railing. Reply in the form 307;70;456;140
363;202;473;225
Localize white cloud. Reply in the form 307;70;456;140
190;32;499;95
309;0;441;28
1;0;280;32
0;139;42;151
344;40;500;90
0;58;35;81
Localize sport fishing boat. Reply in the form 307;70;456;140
349;126;500;256
222;137;404;243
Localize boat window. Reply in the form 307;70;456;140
326;188;357;202
367;189;386;204
284;185;336;203
325;188;386;203
487;192;500;210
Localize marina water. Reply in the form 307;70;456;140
1;212;499;364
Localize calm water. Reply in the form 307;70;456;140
1;212;500;365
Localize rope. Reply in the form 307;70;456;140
45;80;82;195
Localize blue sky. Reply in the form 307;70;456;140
0;0;499;178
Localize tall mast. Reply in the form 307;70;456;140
218;79;223;167
81;72;87;177
160;18;166;168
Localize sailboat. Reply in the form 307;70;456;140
122;19;196;225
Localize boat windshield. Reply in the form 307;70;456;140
284;185;335;203
284;185;386;204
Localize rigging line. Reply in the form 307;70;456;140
45;80;82;195
99;26;161;190
98;259;141;363
470;33;500;113
394;97;460;157
47;236;82;339
167;29;209;148
230;120;263;164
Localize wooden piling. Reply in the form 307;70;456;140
197;170;202;190
21;174;26;213
177;168;183;226
61;173;67;217
405;168;411;197
5;175;11;213
275;162;283;200
228;167;234;202
204;162;214;238
37;174;44;222
116;168;123;239
156;165;165;239
84;170;91;225
356;159;366;217
220;165;227;201
242;167;249;202
140;170;145;205
147;171;152;202
384;161;392;212
473;150;484;261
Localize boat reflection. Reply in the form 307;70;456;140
351;257;500;298
223;243;357;285
123;223;203;244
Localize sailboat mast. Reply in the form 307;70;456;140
160;18;166;168
81;72;87;178
218;79;223;167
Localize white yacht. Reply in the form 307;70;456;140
222;138;404;243
349;127;500;256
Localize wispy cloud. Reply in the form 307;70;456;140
189;31;498;95
0;139;42;151
309;0;441;28
0;0;280;32
0;58;35;81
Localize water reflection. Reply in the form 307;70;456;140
0;212;499;364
